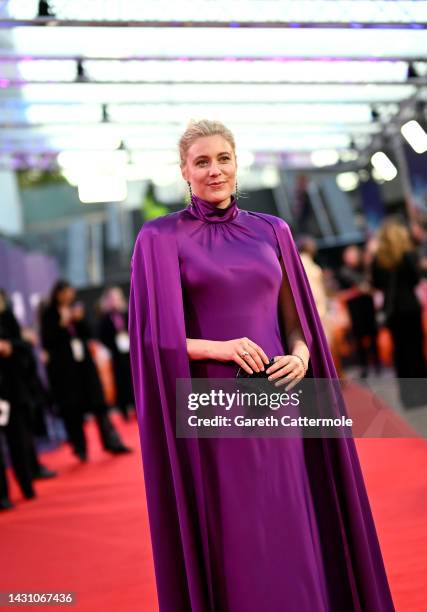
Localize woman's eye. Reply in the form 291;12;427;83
196;156;230;166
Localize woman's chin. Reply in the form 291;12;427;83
205;189;232;203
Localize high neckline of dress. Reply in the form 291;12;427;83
188;193;239;223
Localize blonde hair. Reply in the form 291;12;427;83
178;119;236;167
376;219;413;269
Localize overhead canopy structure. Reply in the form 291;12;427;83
0;0;426;173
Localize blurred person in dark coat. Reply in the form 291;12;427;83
98;287;134;421
0;290;57;501
338;245;380;377
0;346;20;510
372;219;427;407
40;281;132;461
0;300;36;506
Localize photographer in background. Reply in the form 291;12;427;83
40;281;132;462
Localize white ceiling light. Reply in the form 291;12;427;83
50;133;122;150
336;172;360;192
401;120;427;154
78;175;127;203
65;59;409;84
151;165;182;187
131;150;178;165
15;84;415;105
10;27;427;60
6;1;427;23
311;149;340;167
61;167;79;186
57;149;128;169
371;151;398;181
260;166;280;189
340;150;359;162
18;60;76;81
236;150;255;168
26;104;102;123
371;167;385;183
110;103;372;123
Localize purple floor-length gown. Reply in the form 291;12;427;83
129;193;395;612
179;197;329;610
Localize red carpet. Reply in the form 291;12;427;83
1;414;157;611
1;407;426;611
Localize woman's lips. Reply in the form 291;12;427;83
208;182;225;188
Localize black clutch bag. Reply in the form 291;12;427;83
236;357;276;379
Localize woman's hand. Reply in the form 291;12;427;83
212;337;270;374
186;337;269;374
266;354;307;391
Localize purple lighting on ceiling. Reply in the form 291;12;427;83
374;24;412;29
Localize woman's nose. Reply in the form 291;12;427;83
209;162;221;175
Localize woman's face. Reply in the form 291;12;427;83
107;288;126;311
58;286;75;306
181;135;237;208
343;246;360;268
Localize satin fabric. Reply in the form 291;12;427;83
129;194;395;612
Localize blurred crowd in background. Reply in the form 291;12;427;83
2;213;427;512
0;284;134;511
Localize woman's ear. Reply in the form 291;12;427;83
180;165;188;182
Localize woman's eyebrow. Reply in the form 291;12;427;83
193;151;231;161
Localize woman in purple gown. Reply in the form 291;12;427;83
129;120;395;611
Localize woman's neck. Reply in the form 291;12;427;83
194;193;231;209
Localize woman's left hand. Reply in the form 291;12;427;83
266;355;307;391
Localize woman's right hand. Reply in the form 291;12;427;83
209;337;270;374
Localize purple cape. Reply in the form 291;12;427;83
129;206;394;612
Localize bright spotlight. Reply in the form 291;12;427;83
401;120;427;154
370;152;398;182
336;172;360;192
78;175;127;204
311;150;340;168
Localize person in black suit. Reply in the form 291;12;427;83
0;342;36;508
372;219;427;407
40;281;132;461
338;245;380;377
0;312;36;506
98;287;134;421
0;290;57;510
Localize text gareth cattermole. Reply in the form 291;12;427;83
187;390;301;412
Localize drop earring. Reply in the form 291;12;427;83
187;181;193;204
235;180;239;201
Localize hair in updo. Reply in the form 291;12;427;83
178;119;236;167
